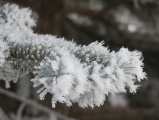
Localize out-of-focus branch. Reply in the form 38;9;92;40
99;0;132;16
64;6;99;16
16;103;26;120
64;0;159;16
0;87;76;120
64;0;132;17
0;108;10;120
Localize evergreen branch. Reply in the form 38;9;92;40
0;4;146;108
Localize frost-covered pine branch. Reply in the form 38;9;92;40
0;4;146;108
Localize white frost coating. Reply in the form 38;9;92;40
0;39;9;66
32;52;88;107
32;46;146;108
0;38;11;88
0;62;16;88
0;4;147;108
0;4;36;29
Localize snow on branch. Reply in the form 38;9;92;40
0;4;146;108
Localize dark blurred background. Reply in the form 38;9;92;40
1;0;159;120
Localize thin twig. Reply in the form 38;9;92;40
0;108;10;120
0;87;76;120
16;103;26;120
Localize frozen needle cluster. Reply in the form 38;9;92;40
0;4;146;108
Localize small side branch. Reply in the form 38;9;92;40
0;87;76;120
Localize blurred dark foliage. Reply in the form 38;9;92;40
1;0;159;120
